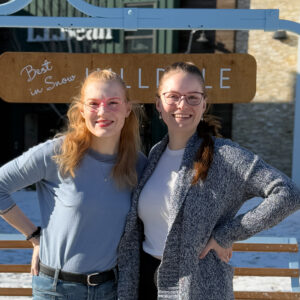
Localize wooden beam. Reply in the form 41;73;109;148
233;243;298;252
234;267;300;277
0;240;32;249
0;288;32;296
0;264;31;273
234;291;300;299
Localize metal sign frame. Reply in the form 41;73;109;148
0;0;300;187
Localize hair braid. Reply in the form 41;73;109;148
192;114;222;184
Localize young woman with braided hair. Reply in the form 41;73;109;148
117;62;300;300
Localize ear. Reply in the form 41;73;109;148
202;98;207;112
79;102;86;119
125;102;132;118
155;96;162;113
80;107;85;119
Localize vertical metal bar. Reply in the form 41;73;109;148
292;37;300;188
106;0;114;54
166;0;174;54
290;261;300;291
158;0;166;53
115;0;123;53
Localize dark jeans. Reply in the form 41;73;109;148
139;250;161;300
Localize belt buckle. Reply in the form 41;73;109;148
87;272;100;286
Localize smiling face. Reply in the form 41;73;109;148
81;79;131;148
157;71;207;139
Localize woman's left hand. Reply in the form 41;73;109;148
30;237;40;275
199;237;232;263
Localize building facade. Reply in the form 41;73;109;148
234;0;300;177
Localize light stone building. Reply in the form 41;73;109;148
233;0;300;177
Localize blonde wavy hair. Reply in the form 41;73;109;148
53;69;141;189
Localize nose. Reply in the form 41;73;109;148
177;95;188;108
96;102;109;114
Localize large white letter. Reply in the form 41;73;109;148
156;68;165;88
75;29;85;41
120;68;131;88
98;29;105;40
138;68;149;89
220;68;231;89
27;28;35;42
105;29;113;40
27;28;43;42
202;68;212;89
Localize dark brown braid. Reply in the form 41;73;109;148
157;62;222;184
192;113;222;184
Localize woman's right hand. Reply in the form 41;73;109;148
30;238;40;275
199;237;232;263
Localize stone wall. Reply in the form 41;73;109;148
233;0;299;176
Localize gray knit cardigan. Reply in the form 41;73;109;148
117;133;300;300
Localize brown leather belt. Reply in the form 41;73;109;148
39;262;115;286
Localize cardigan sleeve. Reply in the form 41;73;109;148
212;148;300;248
117;215;143;300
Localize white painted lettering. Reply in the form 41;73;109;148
201;68;212;89
67;29;77;39
106;29;113;39
119;68;131;88
27;28;113;43
220;68;231;89
119;68;124;80
76;29;85;41
51;29;65;41
28;28;43;42
85;29;93;40
44;28;50;41
98;29;105;40
156;68;165;88
29;87;43;96
27;28;35;42
20;60;53;82
45;75;76;91
20;65;36;82
138;68;149;89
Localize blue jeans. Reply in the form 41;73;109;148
32;269;117;300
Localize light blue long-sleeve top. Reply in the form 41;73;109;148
0;137;147;274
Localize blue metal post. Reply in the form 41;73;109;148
292;39;300;187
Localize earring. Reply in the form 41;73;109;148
201;116;204;122
158;112;162;120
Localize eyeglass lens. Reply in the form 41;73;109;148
85;97;123;112
163;92;204;106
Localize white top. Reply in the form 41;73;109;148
138;145;184;258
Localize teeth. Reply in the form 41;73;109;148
174;114;190;118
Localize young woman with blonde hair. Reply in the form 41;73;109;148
118;62;300;300
0;69;147;299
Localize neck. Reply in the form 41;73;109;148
168;129;196;150
90;135;120;155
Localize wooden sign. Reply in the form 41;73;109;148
0;52;256;104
